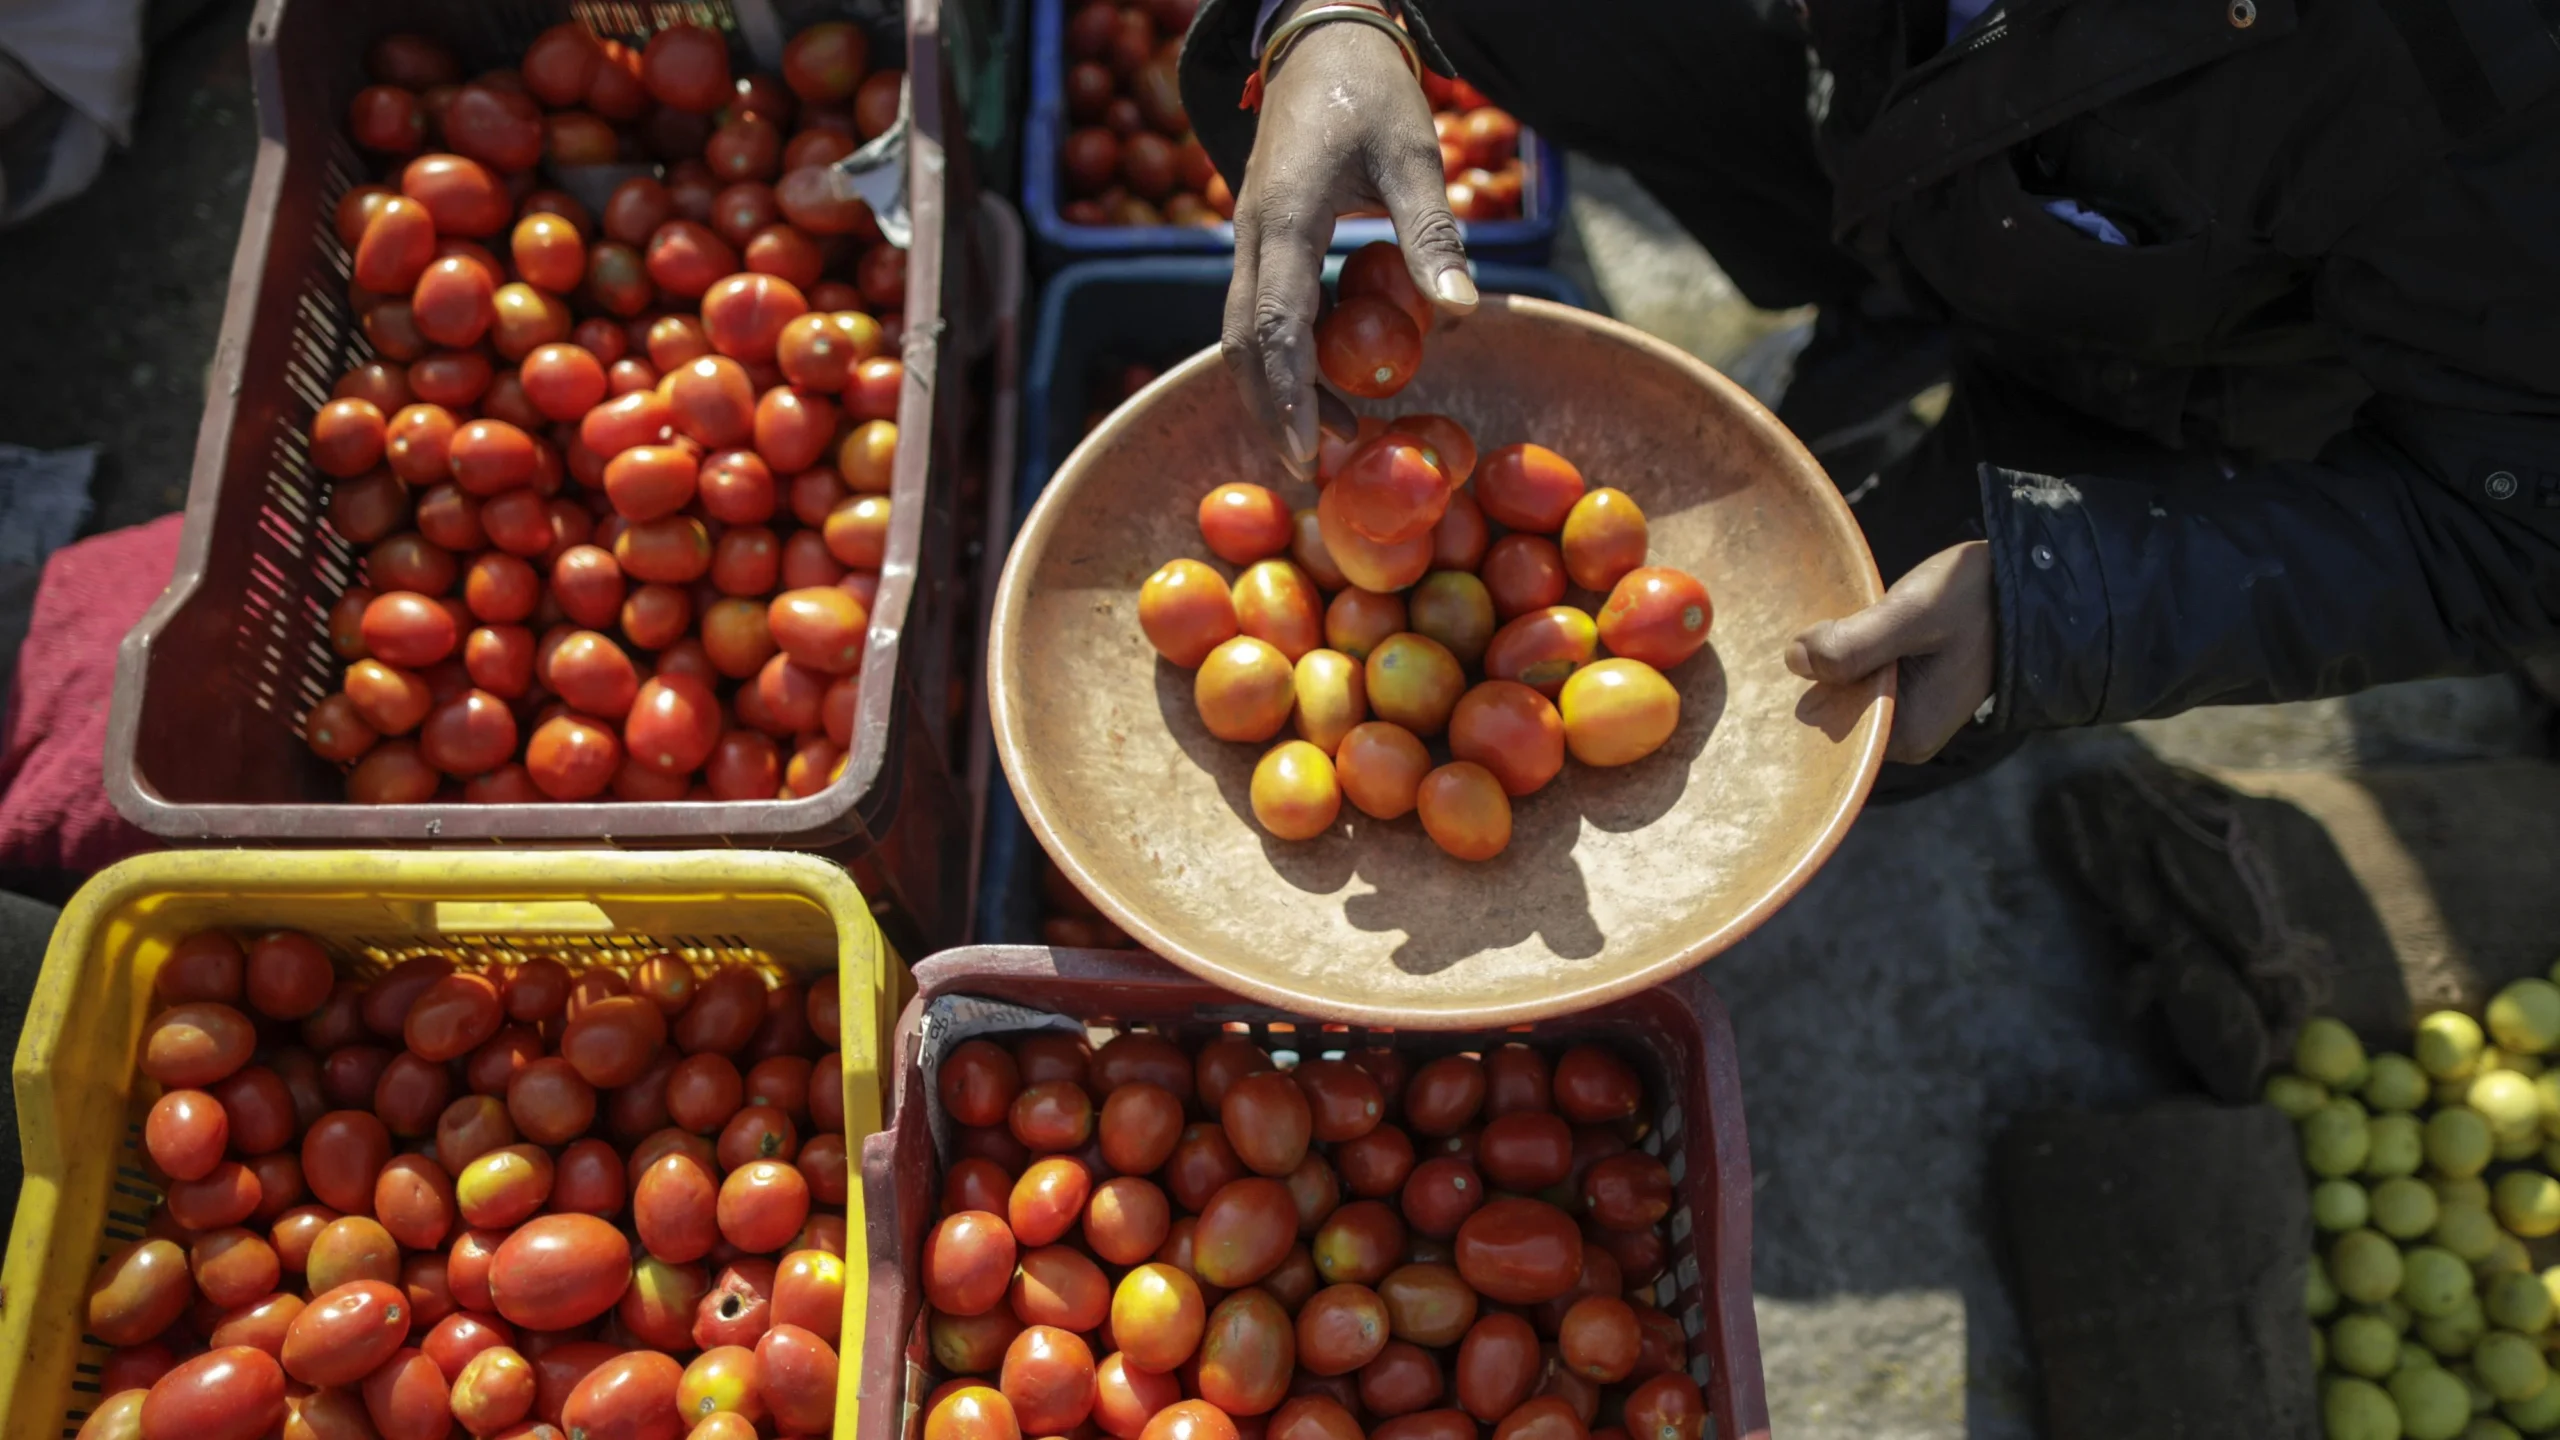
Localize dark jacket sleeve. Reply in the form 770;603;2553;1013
1988;119;2560;730
1177;0;1457;189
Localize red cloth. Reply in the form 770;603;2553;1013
0;514;181;874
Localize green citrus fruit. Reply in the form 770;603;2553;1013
2368;1054;2432;1113
2376;1176;2443;1240
2337;1228;2409;1305
2489;981;2560;1057
2495;1172;2560;1239
2405;1245;2479;1319
2474;1331;2551;1403
2421;1011;2488;1080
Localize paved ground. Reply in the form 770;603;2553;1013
3;15;2553;1436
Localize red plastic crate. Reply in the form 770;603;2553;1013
856;947;1771;1440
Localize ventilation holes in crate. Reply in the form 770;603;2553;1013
345;933;787;979
571;0;743;46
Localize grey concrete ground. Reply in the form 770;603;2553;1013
3;14;2554;1435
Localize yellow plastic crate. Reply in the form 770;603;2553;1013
0;849;890;1439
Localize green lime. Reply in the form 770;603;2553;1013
2422;1012;2490;1080
2496;1172;2560;1238
2377;1177;2444;1240
2267;1072;2330;1120
2490;981;2560;1057
2338;1310;2411;1377
2418;1295;2486;1358
2319;1178;2377;1232
2303;1018;2374;1087
2338;1228;2411;1304
2434;1203;2503;1263
2503;1366;2560;1431
2436;1176;2493;1213
2310;1254;2343;1318
2460;1419;2522;1440
2327;1375;2405;1440
2482;1236;2533;1279
2407;1246;2480;1319
2371;1115;2428;1178
2472;1072;2543;1144
2370;1054;2433;1113
2536;1075;2560;1140
2428;1108;2496;1179
2308;1099;2378;1177
2487;1271;2556;1335
2397;1363;2475;1439
2476;1331;2552;1402
2540;1266;2560;1317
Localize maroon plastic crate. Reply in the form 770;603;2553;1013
856;947;1772;1440
101;0;994;953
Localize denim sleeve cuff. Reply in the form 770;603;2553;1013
1979;463;2117;732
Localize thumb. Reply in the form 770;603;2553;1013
1787;603;1925;685
1373;128;1478;314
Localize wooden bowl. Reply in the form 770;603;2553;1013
990;296;1891;1027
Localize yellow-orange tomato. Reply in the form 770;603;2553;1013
1231;560;1324;662
1195;637;1297;742
1317;480;1432;594
1475;444;1586;534
1251;741;1342;841
1199;483;1294;566
1386;413;1478;485
1364;634;1464;736
1406;572;1496;667
1559;488;1648;593
927;1385;1023;1440
838;419;898;493
1111;1263;1207;1374
1323;588;1405;661
1558;659;1680;766
1291;650;1367;754
1596;567;1713;671
1448;681;1565;797
1416;763;1512;861
1141;559;1239;668
1483;607;1600;699
1335;722;1431;821
1290;510;1351;592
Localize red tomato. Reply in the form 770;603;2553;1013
1551;1047;1641;1124
1001;1324;1099;1434
1084;1175;1173;1268
1579;1152;1673;1231
1295;1283;1391;1376
755;1322;840;1434
1197;484;1293;566
557;993;668;1087
403;971;502;1061
926;1210;1019;1317
1195;1178;1298;1288
139;1346;286;1440
486;1214;632;1330
1333;1124;1415;1199
928;1385;1024;1440
300;1110;391;1214
144;1089;228;1181
559;1349;682;1440
1400;1156;1487;1239
280;1279;408;1387
1621;1373;1707;1440
643;23;733;112
1221;1071;1313;1177
1477;1112;1573;1191
1294;1059;1386;1144
1453;1199;1584;1304
1316;296;1422;399
1452;1313;1539;1421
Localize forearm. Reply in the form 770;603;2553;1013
1985;407;2560;729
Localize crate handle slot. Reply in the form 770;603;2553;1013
425;900;617;934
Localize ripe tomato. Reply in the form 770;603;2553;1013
1358;1340;1443;1418
1595;567;1712;671
1331;1124;1414;1199
299;1109;391;1214
1417;762;1512;861
643;23;733;112
403;971;502;1061
1002;1324;1098;1433
456;1144;554;1230
1558;488;1649;593
1316;295;1422;399
1405;573;1495;670
486;1214;631;1330
556;992;667;1088
1556;660;1679;767
139;1346;286;1440
1231;560;1324;662
676;965;769;1054
1092;1032;1193;1099
1478;1112;1574;1191
1142;1398;1240;1440
1012;1243;1111;1333
634;1152;721;1263
1323;588;1405;663
927;1384;1022;1440
1285;1154;1342;1236
1621;1372;1707;1440
937;1039;1021;1130
1007;1156;1093;1247
1085;1175;1173;1266
1112;1263;1207;1373
1089;1080;1178;1176
1364;634;1465;737
1140;559;1240;669
1221;1072;1314;1176
1316;479;1433;593
1197;483;1292;565
449;1345;536;1434
1556;1295;1642;1383
1448;681;1566;798
1295;1283;1390;1376
1010;1079;1095;1153
1195;1178;1297;1287
87;1239;192;1347
1335;439;1451;545
624;673;724;776
767;586;868;674
758;1322;842;1434
557;1349;683;1440
1197;1289;1296;1416
926;1211;1018;1317
144;1089;227;1181
1427;492;1491;576
1453;1199;1583;1305
355;196;439;293
1312;1200;1406;1287
934;1306;1025;1375
756;386;839;474
702;272;809;363
1334;722;1430;821
1580;1152;1673;1230
1095;1351;1184;1439
524;713;620;799
372;1154;457;1250
1496;1396;1591;1440
1251;739;1341;841
1450;1312;1539;1421
1475;444;1587;534
616;1254;709;1350
1481;535;1568;622
279;1279;408;1387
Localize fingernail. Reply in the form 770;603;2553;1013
1434;268;1478;307
1783;638;1814;679
1281;422;1315;469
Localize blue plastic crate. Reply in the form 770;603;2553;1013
1020;0;1564;266
977;255;1588;943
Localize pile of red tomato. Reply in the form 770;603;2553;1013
915;1028;1708;1440
305;20;916;806
1054;3;1528;227
1136;245;1714;861
78;928;853;1440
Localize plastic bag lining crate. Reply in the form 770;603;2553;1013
1018;0;1563;266
0;848;891;1439
101;0;988;954
974;254;1588;942
854;945;1771;1440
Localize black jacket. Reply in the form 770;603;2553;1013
1181;0;2560;731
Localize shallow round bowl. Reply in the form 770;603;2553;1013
991;295;1891;1026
